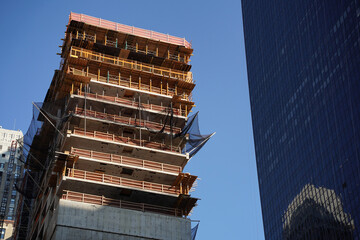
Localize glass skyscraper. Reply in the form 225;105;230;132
242;1;360;239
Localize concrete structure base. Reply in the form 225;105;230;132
49;200;191;240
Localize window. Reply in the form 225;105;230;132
1;154;5;158
0;228;5;239
7;207;14;221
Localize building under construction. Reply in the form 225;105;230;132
14;13;213;240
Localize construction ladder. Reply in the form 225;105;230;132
0;140;17;231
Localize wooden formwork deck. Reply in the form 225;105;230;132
69;12;192;49
66;168;180;195
71;128;182;154
71;147;182;174
73;107;181;134
62;190;184;217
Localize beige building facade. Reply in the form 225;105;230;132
0;127;23;239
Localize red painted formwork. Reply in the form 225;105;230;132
69;12;192;49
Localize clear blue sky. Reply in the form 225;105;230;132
0;1;264;239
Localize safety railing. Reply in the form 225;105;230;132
62;190;184;216
68;67;192;102
73;107;181;134
71;147;181;174
65;168;180;195
74;32;186;63
69;12;192;49
127;44;186;63
74;91;186;117
72;128;182;154
76;31;95;42
69;46;193;83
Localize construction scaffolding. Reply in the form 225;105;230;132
13;13;213;240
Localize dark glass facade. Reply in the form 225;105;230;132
242;1;360;239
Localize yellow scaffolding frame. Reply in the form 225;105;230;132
70;46;193;84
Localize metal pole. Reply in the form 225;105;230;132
84;84;87;135
170;102;173;151
139;95;141;146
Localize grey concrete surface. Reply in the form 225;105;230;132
50;199;191;240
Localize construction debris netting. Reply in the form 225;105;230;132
16;97;214;199
176;112;214;158
15;99;68;239
16;103;46;199
20;99;68;171
74;94;213;158
17;97;214;191
16;99;66;199
15;96;212;238
191;223;199;240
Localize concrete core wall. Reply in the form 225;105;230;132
50;199;191;240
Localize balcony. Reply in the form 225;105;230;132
68;67;193;103
71;147;182;175
74;91;186;117
74;31;188;64
73;107;182;134
65;168;180;196
62;190;184;217
69;46;193;83
70;128;182;154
